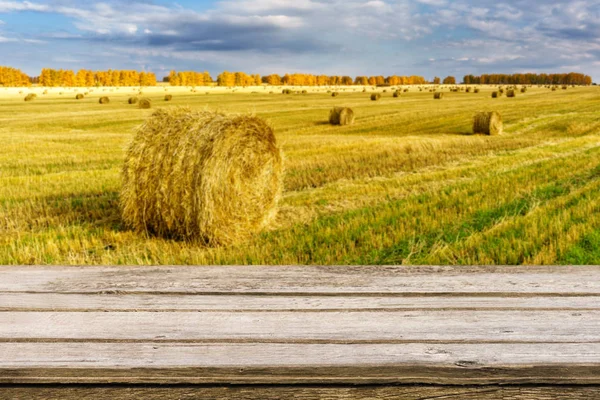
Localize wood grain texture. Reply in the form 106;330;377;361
1;265;598;294
1;265;599;389
1;310;597;342
2;293;600;312
2;386;600;400
1;343;600;384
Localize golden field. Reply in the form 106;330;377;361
1;84;599;265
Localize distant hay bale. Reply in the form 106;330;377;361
24;93;36;102
332;92;339;97
370;93;381;101
121;108;283;245
492;91;499;98
76;94;84;100
329;106;355;126
473;111;503;136
521;87;527;93
474;88;480;93
499;88;505;95
164;94;173;101
43;90;48;95
562;85;568;90
128;97;139;104
552;87;557;91
393;91;400;98
434;92;443;99
138;98;152;109
506;90;516;98
99;96;110;104
282;89;292;94
302;90;307;94
466;87;471;93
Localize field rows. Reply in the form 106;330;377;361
0;86;599;264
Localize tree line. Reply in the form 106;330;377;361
0;66;31;87
463;73;592;85
0;66;593;87
38;68;158;87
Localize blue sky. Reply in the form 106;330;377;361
0;0;599;81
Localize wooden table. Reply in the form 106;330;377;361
1;265;599;399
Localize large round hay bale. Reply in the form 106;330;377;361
329;107;355;126
99;96;110;104
76;94;84;100
128;97;139;105
164;94;173;101
370;93;381;101
393;91;400;98
506;89;516;98
434;92;443;99
24;93;36;102
138;97;152;109
121;108;283;245
332;92;339;97
473;111;503;136
492;91;499;98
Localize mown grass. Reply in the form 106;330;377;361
1;85;599;264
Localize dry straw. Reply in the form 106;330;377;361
473;111;503;136
434;92;443;99
121;108;283;246
99;96;110;104
329;107;355;126
138;98;152;109
165;94;173;101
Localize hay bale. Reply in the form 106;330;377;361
99;97;110;104
282;89;292;95
24;93;36;102
562;85;568;90
492;91;499;98
370;93;381;101
506;90;516;98
434;92;443;99
329;107;355;126
128;97;139;104
121;108;283;245
332;92;339;97
474;88;480;93
76;94;84;100
138;98;152;109
393;91;400;98
521;87;527;93
473;111;503;136
165;94;173;101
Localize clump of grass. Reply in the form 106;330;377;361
121;108;283;246
329;107;355;126
473;111;503;135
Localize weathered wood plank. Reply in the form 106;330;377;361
2;293;599;311
2;342;600;384
1;265;598;294
1;311;596;342
3;386;599;400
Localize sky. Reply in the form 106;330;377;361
0;0;599;81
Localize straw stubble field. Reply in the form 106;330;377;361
1;85;599;264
